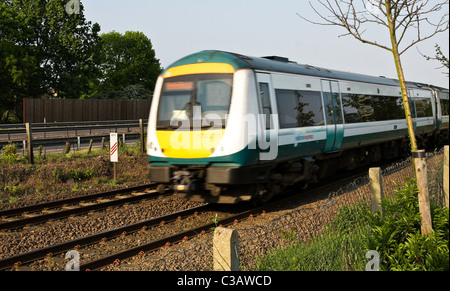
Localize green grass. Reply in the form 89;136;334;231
255;201;371;271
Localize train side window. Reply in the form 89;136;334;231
414;98;433;118
275;89;324;128
259;83;272;129
409;98;416;118
392;97;405;120
372;96;389;121
342;94;375;123
441;99;449;116
438;92;449;116
342;94;405;123
342;94;360;123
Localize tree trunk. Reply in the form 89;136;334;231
385;2;418;152
385;1;432;235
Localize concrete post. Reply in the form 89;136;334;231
213;227;239;271
369;167;384;214
413;150;433;235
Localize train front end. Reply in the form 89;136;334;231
146;51;261;203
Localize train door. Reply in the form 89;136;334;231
321;80;344;152
256;73;278;161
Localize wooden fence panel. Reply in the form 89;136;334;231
54;100;65;123
23;98;152;123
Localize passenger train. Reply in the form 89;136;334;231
146;50;449;203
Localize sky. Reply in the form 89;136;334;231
82;0;449;88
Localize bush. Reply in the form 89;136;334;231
0;142;18;163
365;179;449;271
52;166;97;182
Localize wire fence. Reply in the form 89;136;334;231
132;149;446;271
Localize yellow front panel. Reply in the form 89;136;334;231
163;63;235;78
157;129;225;158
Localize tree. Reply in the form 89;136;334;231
0;1;42;123
93;31;162;99
298;0;449;235
0;0;101;122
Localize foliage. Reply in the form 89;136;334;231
1;1;163;124
92;84;153;100
0;0;102;122
1;142;17;157
52;166;95;182
91;31;162;99
365;179;449;271
0;142;22;163
422;44;449;77
0;3;41;123
210;213;220;231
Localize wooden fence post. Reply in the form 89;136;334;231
412;150;433;235
213;227;239;271
25;123;34;165
64;141;71;154
88;139;94;154
369;167;384;214
444;145;449;209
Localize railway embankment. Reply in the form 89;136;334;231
0;143;149;209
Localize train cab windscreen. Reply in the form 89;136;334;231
157;74;233;130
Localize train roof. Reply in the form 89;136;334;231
164;50;448;91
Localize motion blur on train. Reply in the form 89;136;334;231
146;50;449;204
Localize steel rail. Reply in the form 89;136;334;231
0;204;212;270
0;167;376;271
80;172;376;270
0;184;156;230
80;205;262;271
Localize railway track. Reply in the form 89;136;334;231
0;168;370;271
0;201;268;271
0;204;212;271
0;150;437;271
0;184;157;230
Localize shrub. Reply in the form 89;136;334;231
365;179;449;271
1;142;18;163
